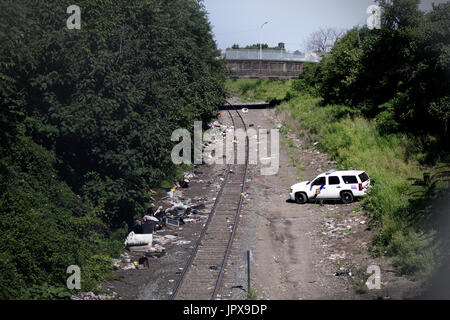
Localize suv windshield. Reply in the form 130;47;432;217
359;172;369;182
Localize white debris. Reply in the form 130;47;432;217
124;231;153;247
175;240;191;245
122;263;136;270
143;215;159;222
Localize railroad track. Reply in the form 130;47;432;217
170;105;249;300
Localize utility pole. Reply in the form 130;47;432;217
259;21;268;60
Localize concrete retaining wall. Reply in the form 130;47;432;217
226;59;304;79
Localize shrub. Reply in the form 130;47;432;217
388;229;437;277
20;283;72;300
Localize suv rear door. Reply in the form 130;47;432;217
342;175;359;193
322;175;342;199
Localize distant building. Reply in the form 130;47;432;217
278;42;285;50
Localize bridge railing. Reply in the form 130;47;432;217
223;49;321;62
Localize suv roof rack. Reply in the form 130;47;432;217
325;169;337;175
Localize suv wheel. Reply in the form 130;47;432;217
341;191;353;204
295;192;308;204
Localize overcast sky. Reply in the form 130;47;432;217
204;0;448;52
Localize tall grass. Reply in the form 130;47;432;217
226;78;293;102
227;79;447;277
278;94;443;277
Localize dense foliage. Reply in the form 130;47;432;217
309;0;449;141
0;0;225;299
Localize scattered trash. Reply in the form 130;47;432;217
72;291;118;300
138;256;149;268
231;285;245;291
145;251;166;259
192;203;206;210
175;240;191;245
335;267;351;276
329;252;346;260
122;263;136;270
166;217;182;227
117;128;239;271
141;220;155;234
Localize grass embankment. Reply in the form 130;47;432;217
227;79;448;278
226;79;294;103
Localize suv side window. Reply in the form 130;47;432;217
312;177;326;186
328;176;340;185
342;175;358;184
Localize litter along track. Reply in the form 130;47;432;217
170;106;250;300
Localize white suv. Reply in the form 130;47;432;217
289;170;370;204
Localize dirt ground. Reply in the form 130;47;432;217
215;103;420;300
105;100;420;300
219;105;420;300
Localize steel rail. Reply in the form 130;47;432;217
169;104;249;300
211;104;249;300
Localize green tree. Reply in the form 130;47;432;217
0;0;226;298
314;0;449;138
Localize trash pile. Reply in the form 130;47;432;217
202;120;232;164
118;171;215;267
210;120;232;137
122;197;210;256
118;118;234;269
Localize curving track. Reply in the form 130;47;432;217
170;106;249;300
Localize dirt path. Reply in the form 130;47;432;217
248;108;346;299
219;105;419;300
219;107;340;299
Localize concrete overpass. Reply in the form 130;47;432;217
223;49;320;79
